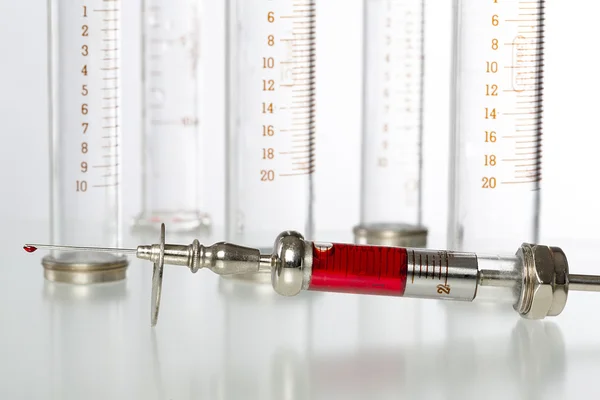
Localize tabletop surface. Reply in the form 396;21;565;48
1;220;600;400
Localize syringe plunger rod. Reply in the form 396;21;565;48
569;275;600;292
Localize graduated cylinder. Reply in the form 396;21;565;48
448;0;544;252
45;0;126;277
226;0;316;250
355;0;426;247
134;0;210;232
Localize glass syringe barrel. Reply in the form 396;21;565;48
448;0;544;252
226;0;316;250
307;243;520;304
46;0;125;276
356;0;426;247
135;0;209;232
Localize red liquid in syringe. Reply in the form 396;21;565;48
309;243;408;296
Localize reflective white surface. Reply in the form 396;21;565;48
3;220;600;399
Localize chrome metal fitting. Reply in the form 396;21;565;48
271;231;308;296
514;244;569;319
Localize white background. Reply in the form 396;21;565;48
1;2;600;399
1;0;599;247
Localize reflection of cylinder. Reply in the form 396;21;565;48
510;320;567;400
44;281;128;398
448;0;544;253
226;0;316;250
267;320;566;400
357;294;422;348
270;348;310;400
355;0;426;248
443;303;566;400
45;0;126;279
134;0;210;232
218;277;314;399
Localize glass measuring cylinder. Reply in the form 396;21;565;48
133;0;210;233
226;0;316;250
448;0;544;252
45;0;126;280
355;0;426;248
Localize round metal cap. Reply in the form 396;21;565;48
353;223;428;247
42;253;128;284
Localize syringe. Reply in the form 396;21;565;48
25;224;600;326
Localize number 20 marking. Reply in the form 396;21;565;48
482;177;497;189
261;170;275;181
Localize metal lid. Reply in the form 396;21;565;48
42;253;128;284
353;223;428;247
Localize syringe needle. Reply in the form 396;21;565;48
23;244;137;255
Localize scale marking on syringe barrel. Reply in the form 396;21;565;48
406;249;478;300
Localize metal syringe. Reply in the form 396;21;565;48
26;224;600;326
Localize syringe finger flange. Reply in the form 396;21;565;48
514;244;569;319
150;223;166;327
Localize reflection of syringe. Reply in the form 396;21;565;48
25;224;600;326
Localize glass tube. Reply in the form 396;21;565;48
45;0;126;278
226;0;316;250
354;0;427;247
133;0;210;233
448;0;543;252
